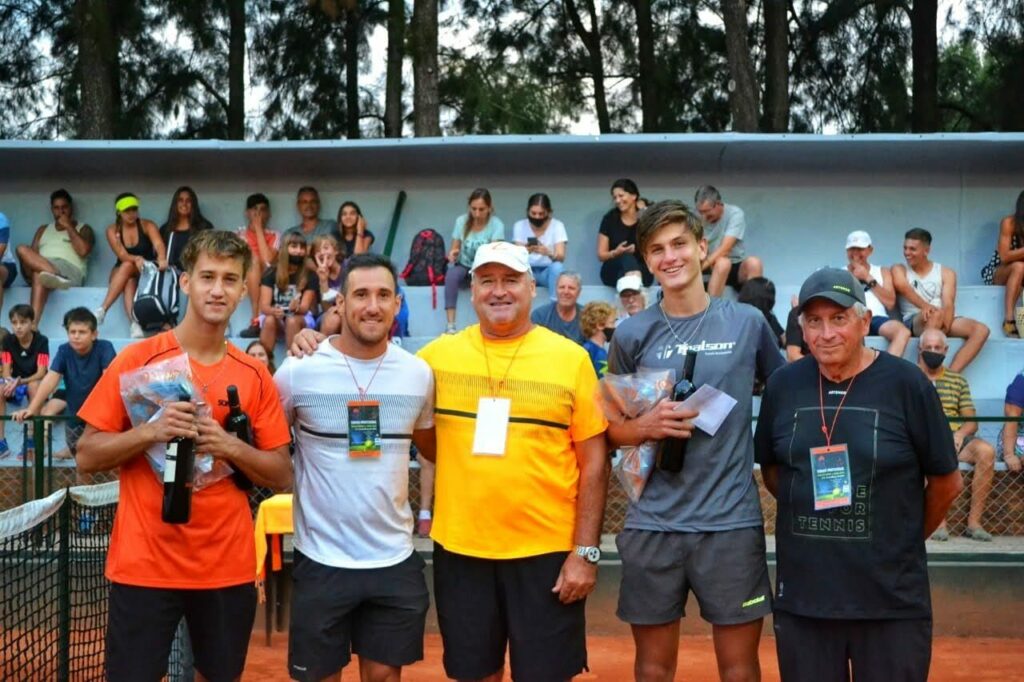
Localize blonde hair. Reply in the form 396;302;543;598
580;301;616;338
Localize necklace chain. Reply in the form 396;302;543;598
658;294;711;349
174;331;228;401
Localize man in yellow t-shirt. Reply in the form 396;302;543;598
416;241;608;681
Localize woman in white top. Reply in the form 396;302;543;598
512;193;568;301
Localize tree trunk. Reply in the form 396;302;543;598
412;0;440;136
634;0;658;132
762;0;789;132
75;0;117;139
384;0;405;137
227;0;246;139
564;0;610;133
345;5;361;139
909;0;938;132
720;0;760;132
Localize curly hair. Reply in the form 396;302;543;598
580;300;617;339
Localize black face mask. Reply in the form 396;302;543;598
528;216;546;228
921;350;945;370
602;327;615;342
288;254;306;266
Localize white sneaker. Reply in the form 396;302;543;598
93;307;106;325
38;271;71;290
445;323;457;335
130;321;145;338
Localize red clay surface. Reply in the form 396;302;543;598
244;633;1023;681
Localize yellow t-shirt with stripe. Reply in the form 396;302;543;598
417;325;608;559
932;368;974;432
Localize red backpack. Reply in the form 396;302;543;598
400;229;447;307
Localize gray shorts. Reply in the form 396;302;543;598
616;526;772;626
50;258;85;286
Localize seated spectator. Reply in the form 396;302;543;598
512;193;568;300
237;193;280;339
95;193;168;338
259;232;317;351
530;271;585;344
17;189;95;326
245;340;276;374
310;235;344;335
0;212;18;315
0;304;49;458
13;308;115;479
737;276;785;348
844;230;911;357
616;273;647;320
980;190;1024;337
286;186;338;244
694;184;763;297
999;369;1024;474
784;305;809;362
597;178;652;288
160;186;213;272
893;227;990;372
444;188;504;333
917;329;995;541
337;201;374;257
580;300;617;377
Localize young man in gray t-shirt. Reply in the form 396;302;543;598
607;200;784;682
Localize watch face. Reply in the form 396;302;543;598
586;547;601;563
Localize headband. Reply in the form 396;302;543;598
115;195;140;213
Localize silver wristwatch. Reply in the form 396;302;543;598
575;545;601;564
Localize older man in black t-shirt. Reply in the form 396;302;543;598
755;268;963;682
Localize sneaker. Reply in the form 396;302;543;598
444;323;457;335
930;528;950;542
416;518;433;538
130;321;145;338
37;271;71;290
239;320;261;338
93;307;106;325
965;527;993;542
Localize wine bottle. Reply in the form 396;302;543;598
162;392;196;524
658;350;698;473
225;385;255;491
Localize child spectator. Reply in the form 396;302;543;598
444;188;505;333
237;193;280;339
0;212;19;316
0;304;50;457
160;186;213;271
580;300;617;377
259;232;317;351
337;201;374;256
13;308;115;475
246;340;276;374
95;193;168;338
311;235;344;335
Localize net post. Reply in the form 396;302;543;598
33;417;45;500
57;490;72;682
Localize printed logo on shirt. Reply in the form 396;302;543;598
655;339;737;360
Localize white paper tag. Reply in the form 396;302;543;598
676;384;738;437
164;442;178;483
472;397;511;456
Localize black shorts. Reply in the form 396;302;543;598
774;610;932;682
433;542;587;682
106;581;256;682
616;526;772;626
0;261;16;288
288;550;429;681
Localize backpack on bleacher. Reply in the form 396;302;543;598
400;229;447;307
133;261;180;331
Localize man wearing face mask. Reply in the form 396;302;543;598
917;328;996;541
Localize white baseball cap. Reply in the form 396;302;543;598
845;230;872;249
470;241;530;273
616;274;643;294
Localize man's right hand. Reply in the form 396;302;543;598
636;400;698;441
146;400;198;443
291;328;326;357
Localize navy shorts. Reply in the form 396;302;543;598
869;315;891;335
0;260;16;288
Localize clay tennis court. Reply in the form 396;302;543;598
243;632;1023;680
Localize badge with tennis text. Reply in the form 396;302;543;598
347;400;381;458
472;397;510;456
809;444;852;510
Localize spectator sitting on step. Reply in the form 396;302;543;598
16;189;95;327
616;273;647;321
512;193;568;300
0;212;19;316
13;308;115;476
444;188;505;334
160;186;213;272
237;193;280;339
998;368;1024;474
286;185;338;245
597;178;652;288
0;304;49;458
310;234;345;335
580;300;616;378
246;340;276;374
893;227;990;372
917;329;995;542
737;276;785;348
784;304;810;362
980;190;1024;337
844;230;911;357
259;232;317;352
337;200;374;257
694;184;763;297
530;271;585;344
95;193;168;339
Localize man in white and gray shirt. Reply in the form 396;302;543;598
275;253;435;682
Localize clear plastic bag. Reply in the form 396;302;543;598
118;353;234;490
597;369;673;503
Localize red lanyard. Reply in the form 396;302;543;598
818;369;860;447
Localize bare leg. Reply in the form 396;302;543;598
247;267;262;320
948;317;990;373
260;315;279;354
631;621;680;682
707;258;731;298
285;314;306;351
16;245;59;278
737;256;764;285
123;277;139;319
993;261;1024;324
960;439;995;531
101;261;138;313
30;281;50;330
712;619;763;682
879;319;911;358
358;657;402;682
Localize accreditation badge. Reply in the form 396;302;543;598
347;400;381;458
472;397;510;456
809;444;852;510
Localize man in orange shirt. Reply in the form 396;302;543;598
77;230;292;682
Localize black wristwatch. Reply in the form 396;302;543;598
862;279;876;291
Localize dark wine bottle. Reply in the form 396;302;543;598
162;392;196;524
225;385;255;491
658;350;698;473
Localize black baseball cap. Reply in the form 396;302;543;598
797;268;866;312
